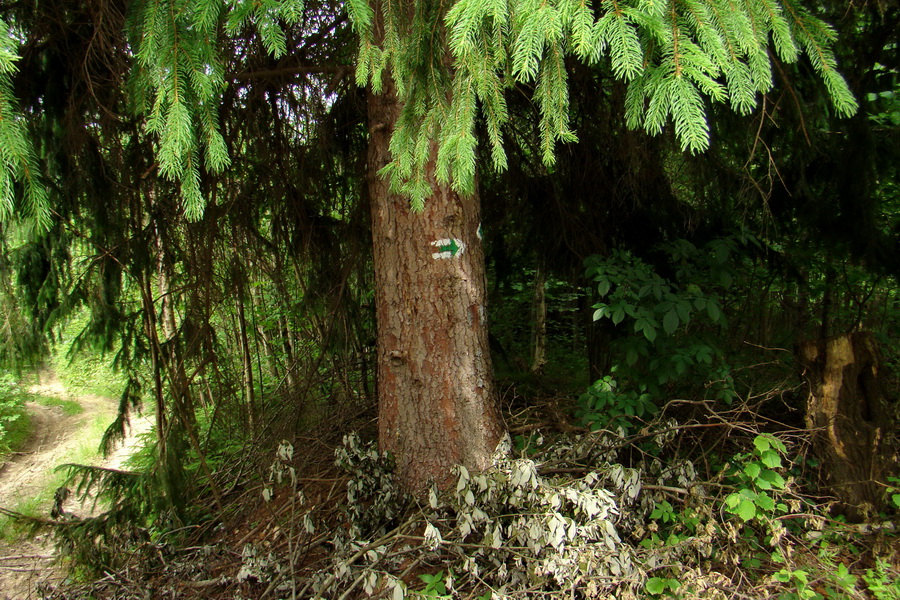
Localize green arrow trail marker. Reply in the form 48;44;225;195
430;238;466;259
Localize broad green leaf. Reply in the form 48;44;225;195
760;449;781;469
739;488;757;501
626;349;638;365
753;435;771;453
598;278;611;296
642;395;658;414
725;492;741;509
774;570;792;583
758;469;786;490
736;499;757;521
646;578;666;595
771;436;787;453
675;299;691;323
754;492;775;512
662;308;679;335
743;462;761;480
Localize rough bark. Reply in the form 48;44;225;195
367;79;504;493
799;332;896;516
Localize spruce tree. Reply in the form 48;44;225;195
0;0;858;492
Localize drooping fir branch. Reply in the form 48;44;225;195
352;0;859;210
0;19;50;229
127;0;308;219
126;0;230;220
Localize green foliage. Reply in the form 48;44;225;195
590;252;717;339
888;477;900;511
864;560;900;600
645;576;681;597
0;19;49;228
34;395;83;416
773;566;822;600
768;546;862;599
578;238;744;431
867;88;900;128
52;316;127;399
225;0;306;57
351;0;857;208
124;0;314;218
723;434;789;524
415;570;450;598
588;240;736;345
827;563;860;599
577;374;657;435
0;371;27;452
127;0;228;218
640;500;701;549
99;375;143;457
44;462;161;574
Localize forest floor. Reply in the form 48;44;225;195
0;372;152;600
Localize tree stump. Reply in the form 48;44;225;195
799;332;896;517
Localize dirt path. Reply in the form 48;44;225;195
0;372;154;599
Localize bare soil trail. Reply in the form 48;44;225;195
0;371;153;599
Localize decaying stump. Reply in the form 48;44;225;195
799;332;896;517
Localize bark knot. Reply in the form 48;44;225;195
389;350;406;367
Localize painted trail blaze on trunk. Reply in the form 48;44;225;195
367;82;504;493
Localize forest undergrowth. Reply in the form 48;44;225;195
31;373;900;600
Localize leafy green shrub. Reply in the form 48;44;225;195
578;237;747;431
51;311;127;398
414;570;450;598
576;374;656;434
639;500;700;549
723;434;789;525
773;566;822;600
0;371;27;452
887;477;900;511
645;576;681;598
864;560;900;600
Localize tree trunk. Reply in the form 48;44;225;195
799;331;896;517
530;260;548;374
252;291;280;381
280;315;298;391
139;269;168;457
367;79;504;493
236;291;257;432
